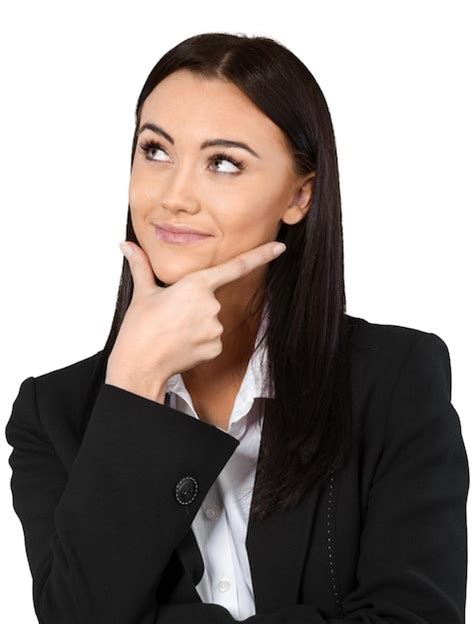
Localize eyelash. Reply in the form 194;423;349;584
138;139;245;175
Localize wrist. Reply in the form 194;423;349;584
104;374;167;405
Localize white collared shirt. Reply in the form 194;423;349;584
164;310;273;621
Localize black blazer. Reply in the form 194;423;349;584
5;314;469;624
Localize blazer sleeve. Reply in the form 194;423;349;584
5;378;239;624
145;331;470;624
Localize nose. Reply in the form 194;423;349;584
159;165;201;215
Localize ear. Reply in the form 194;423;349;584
281;172;316;225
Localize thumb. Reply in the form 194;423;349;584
119;241;158;295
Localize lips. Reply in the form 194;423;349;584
153;222;211;236
153;226;212;246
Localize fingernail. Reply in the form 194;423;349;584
119;241;133;258
273;242;287;256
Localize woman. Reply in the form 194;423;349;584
5;32;469;623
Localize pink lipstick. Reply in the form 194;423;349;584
153;225;212;246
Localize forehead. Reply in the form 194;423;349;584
139;70;290;153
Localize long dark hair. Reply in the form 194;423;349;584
87;32;355;521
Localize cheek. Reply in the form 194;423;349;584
129;175;145;210
213;204;280;259
128;161;154;206
225;194;282;235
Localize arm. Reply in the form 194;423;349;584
152;332;469;623
5;379;239;623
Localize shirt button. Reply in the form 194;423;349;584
217;580;231;592
175;476;198;505
205;505;221;520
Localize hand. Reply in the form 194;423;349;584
105;239;287;403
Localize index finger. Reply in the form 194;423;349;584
197;241;287;292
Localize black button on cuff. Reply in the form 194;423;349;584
175;476;198;505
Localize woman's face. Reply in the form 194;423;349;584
129;69;314;286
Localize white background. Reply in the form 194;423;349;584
1;1;472;621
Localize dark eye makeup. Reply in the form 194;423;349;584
138;138;245;175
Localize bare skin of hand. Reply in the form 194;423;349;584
105;240;286;404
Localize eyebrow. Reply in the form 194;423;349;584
138;122;261;159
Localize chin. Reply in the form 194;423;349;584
150;249;215;283
151;265;192;286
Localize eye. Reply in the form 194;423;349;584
138;139;245;175
139;139;169;162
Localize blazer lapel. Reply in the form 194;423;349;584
244;404;323;613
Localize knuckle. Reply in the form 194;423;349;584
188;270;204;284
193;271;209;286
235;256;249;274
181;273;198;288
204;299;220;316
212;318;223;334
183;274;206;296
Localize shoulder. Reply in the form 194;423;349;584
346;312;450;364
345;313;452;399
7;350;105;448
23;350;105;432
344;315;459;482
33;349;104;396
